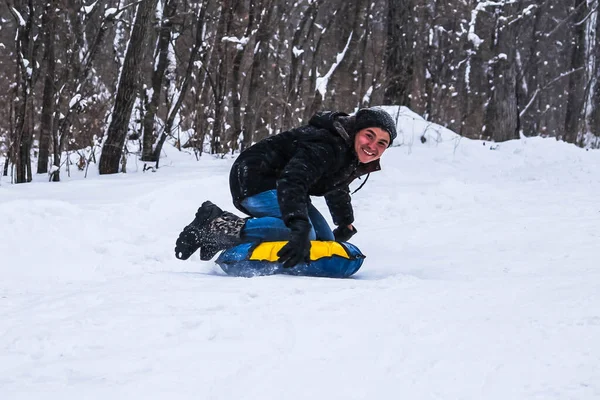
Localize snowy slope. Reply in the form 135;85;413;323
1;111;600;399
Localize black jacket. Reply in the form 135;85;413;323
229;111;381;227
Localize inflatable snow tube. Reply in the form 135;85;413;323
215;241;365;278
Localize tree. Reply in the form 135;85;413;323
384;0;413;107
6;0;41;183
37;0;56;175
242;0;275;148
153;0;209;166
99;0;158;174
2;0;600;186
588;2;600;145
141;0;178;163
483;2;520;142
206;0;234;154
564;0;588;144
282;0;322;128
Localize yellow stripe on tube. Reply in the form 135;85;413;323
249;241;350;262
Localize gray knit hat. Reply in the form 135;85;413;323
354;107;397;146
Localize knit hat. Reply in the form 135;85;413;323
354;107;397;146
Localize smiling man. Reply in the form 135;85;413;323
175;107;398;268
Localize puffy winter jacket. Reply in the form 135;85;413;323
229;111;381;228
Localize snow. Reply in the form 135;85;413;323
467;5;484;49
155;0;163;21
11;7;26;27
166;39;178;116
292;46;304;57
69;94;82;109
81;1;98;15
362;85;373;105
221;36;250;47
104;7;118;18
1;111;600;399
315;32;353;99
523;4;536;16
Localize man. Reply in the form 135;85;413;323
175;107;397;268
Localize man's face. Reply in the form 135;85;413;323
354;127;390;163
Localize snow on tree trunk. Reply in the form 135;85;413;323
38;1;56;175
564;0;588;144
384;0;413;107
100;0;158;175
8;2;38;184
228;2;255;153
242;0;275;149
283;0;322;128
208;1;233;154
141;0;177;162
484;5;519;143
588;4;600;146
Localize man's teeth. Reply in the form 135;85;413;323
362;148;374;156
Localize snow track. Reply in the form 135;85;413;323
1;135;599;399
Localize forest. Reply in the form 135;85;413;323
1;0;598;183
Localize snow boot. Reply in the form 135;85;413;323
174;201;223;260
174;201;246;261
199;208;247;261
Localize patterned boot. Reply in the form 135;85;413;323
174;201;223;260
199;210;247;260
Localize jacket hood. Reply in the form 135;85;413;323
309;111;348;130
309;111;356;144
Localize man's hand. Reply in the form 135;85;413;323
333;224;357;242
277;219;312;268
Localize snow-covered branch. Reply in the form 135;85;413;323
468;0;519;48
315;32;353;98
519;67;586;118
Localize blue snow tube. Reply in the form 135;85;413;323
215;241;365;278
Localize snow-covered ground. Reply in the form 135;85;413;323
1;111;600;399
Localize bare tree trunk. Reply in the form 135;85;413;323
209;0;234;154
589;6;600;141
14;102;33;183
517;3;543;137
190;82;212;151
99;0;158;174
484;6;519;142
303;7;337;122
384;0;413;106
38;0;56;175
2;153;9;177
283;0;321;127
242;0;274;149
8;0;38;183
306;4;351;116
230;0;255;152
564;0;588;144
153;0;208;165
189;54;213;152
50;116;60;181
329;0;369;112
410;1;428;115
141;0;177;162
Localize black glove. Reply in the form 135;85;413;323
277;219;312;268
333;225;357;242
